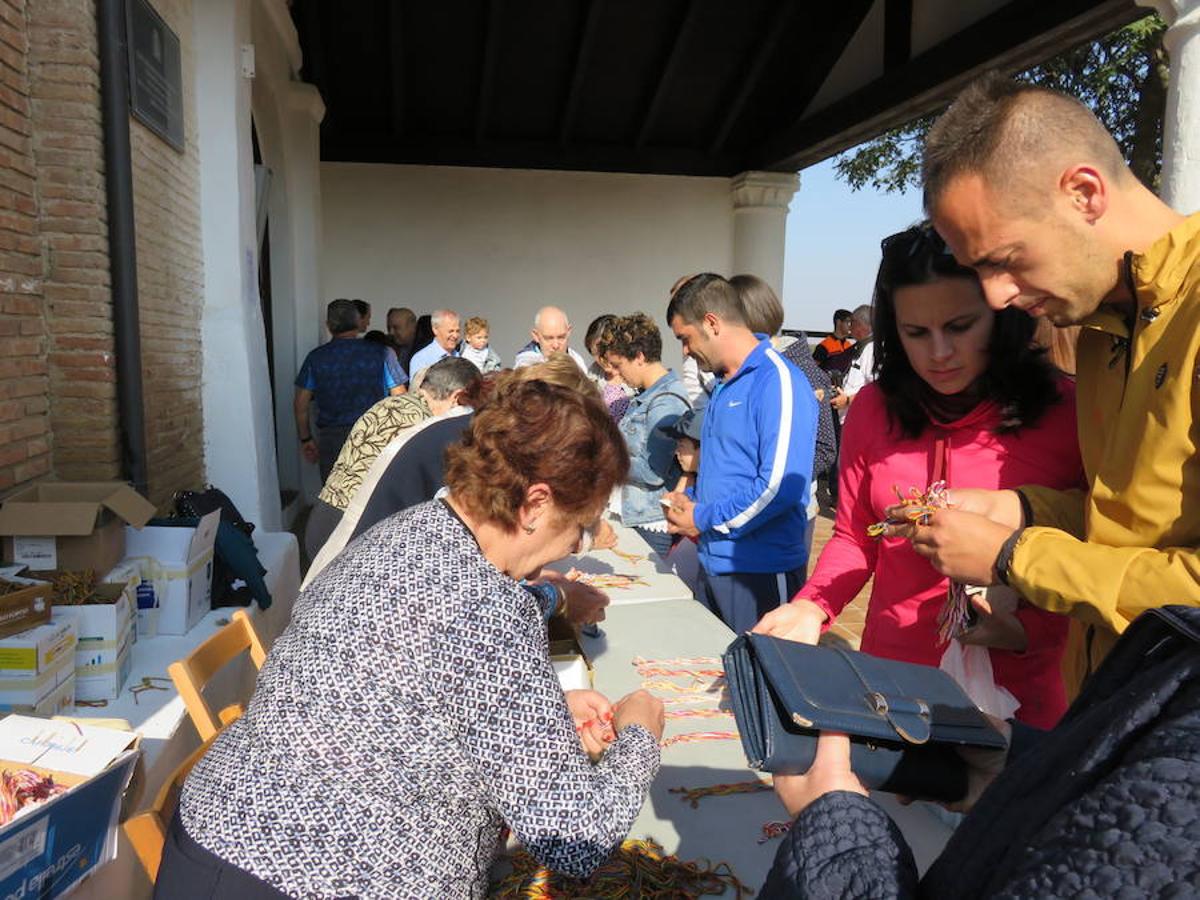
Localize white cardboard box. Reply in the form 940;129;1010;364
74;639;131;702
123;509;220;635
53;579;134;668
0;647;74;711
0;617;77;681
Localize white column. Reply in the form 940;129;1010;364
730;171;800;299
274;83;326;502
1147;0;1200;213
194;0;283;530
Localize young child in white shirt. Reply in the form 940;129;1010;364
461;316;503;373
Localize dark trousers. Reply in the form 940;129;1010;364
317;425;352;484
635;527;677;559
155;810;289;899
697;566;806;635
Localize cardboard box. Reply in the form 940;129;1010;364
0;574;51;640
74;637;132;703
0;619;76;712
0;618;77;681
52;580;135;700
550;639;595;691
2;674;76;718
123;510;220;635
0;716;139;899
0;482;157;573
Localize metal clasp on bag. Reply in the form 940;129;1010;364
866;692;889;715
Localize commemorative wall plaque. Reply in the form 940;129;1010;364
126;0;184;152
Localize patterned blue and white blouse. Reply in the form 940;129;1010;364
180;500;660;898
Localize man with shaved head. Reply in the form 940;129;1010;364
514;305;588;371
885;73;1200;693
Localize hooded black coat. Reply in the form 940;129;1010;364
760;605;1200;899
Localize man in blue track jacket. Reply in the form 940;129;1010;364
663;273;818;634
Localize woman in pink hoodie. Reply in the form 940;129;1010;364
756;224;1083;729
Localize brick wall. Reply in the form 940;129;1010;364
128;0;205;508
27;0;120;484
0;0;51;494
0;0;207;509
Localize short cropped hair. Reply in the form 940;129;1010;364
666;273;743;326
833;309;853;325
420;356;480;400
444;377;628;531
430;309;458;329
600;313;663;363
464;316;488;337
326;298;360;334
851;304;872;325
731;274;784;336
352;299;370;320
923;73;1128;213
387;307;416;325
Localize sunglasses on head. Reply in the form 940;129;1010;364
880;224;956;263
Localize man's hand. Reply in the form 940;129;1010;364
830;392;850;411
752;599;827;644
663;492;700;538
301;440;319;465
884;508;1014;585
565;689;616;761
772;733;868;819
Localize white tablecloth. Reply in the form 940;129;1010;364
72;530;301;899
544;520;694;606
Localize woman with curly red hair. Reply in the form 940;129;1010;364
157;373;665;899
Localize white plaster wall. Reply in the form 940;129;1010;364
319;164;735;368
195;0;282;530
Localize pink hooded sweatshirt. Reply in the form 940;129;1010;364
800;379;1084;729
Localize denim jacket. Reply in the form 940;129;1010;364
618;370;691;526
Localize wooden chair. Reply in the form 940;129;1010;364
123;734;219;882
168;609;268;742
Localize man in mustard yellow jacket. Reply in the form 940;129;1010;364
888;75;1199;696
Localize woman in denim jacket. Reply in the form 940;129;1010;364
599;313;692;557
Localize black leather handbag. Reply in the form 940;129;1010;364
723;633;1008;802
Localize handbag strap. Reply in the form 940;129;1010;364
834;648;932;744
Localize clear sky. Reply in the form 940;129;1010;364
781;156;924;334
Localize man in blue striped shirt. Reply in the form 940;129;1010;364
663;274;818;634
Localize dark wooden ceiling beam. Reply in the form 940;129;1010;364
559;0;605;146
322;133;738;177
388;2;405;138
635;0;700;149
754;0;1140;172
708;0;795;155
297;0;329;120
475;0;504;143
884;0;913;71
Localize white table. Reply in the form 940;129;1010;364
72;530;301;899
580;597;953;891
545;521;694;606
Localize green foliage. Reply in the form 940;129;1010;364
833;13;1168;194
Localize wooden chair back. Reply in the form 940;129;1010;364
123;734;218;882
168;609;268;742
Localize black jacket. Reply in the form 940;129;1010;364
761;605;1200;899
351;414;474;541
